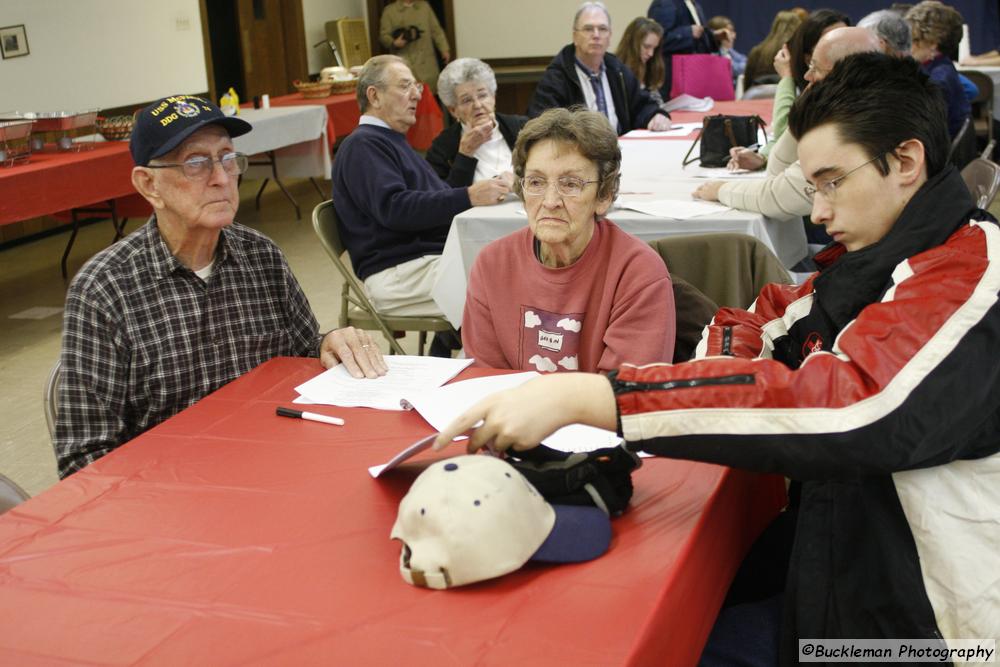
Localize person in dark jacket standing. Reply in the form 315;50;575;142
527;2;671;134
648;0;731;98
435;53;1000;665
426;58;527;187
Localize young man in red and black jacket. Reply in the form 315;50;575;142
436;52;1000;665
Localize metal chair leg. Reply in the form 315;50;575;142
62;213;81;280
255;179;269;211
310;177;325;198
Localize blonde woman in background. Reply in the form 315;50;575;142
744;11;802;87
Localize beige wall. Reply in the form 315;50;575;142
0;0;208;111
301;0;367;73
0;0;647;112
454;0;651;59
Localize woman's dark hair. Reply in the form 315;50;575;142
789;52;949;178
615;17;665;94
788;9;851;90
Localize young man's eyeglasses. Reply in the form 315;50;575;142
520;175;599;198
804;152;886;200
147;152;248;181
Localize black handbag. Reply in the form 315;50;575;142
683;114;767;168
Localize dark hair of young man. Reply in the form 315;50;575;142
788;52;950;178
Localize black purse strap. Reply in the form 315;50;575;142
681;114;771;168
682;117;709;167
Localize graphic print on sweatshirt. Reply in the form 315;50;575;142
520;306;583;373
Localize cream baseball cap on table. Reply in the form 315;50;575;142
391;455;612;589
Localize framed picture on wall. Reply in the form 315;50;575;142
0;25;29;59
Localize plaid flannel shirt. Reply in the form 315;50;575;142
55;218;322;478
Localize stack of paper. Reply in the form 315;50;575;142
616;197;731;219
294;356;473;411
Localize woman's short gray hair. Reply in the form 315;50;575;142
437;58;497;108
512;107;621;203
859;9;912;55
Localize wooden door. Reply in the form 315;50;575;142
236;0;309;99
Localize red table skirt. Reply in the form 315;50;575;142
0;142;136;226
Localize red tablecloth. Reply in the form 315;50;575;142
0;143;140;226
267;89;444;151
0;358;786;665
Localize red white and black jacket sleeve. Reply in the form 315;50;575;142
611;221;1000;480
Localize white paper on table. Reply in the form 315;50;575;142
294;356;474;410
686;166;768;179
368;433;438;478
401;372;623;453
622;123;702;139
662;94;714;112
616;197;731;219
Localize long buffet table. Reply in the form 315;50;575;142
0;105;334;228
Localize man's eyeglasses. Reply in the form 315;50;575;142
804;152;886;200
520;175;599;198
147;152;248;181
390;81;424;95
575;24;610;35
805;59;829;77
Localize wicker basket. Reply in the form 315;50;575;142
328;77;357;95
96;115;134;141
293;80;333;99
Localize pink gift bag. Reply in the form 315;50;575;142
670;54;735;101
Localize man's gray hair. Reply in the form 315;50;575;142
356;54;407;113
859;10;912;56
437;58;497;108
573;1;611;30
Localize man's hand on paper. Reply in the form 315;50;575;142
692;180;724;202
432;373;617;454
647;114;673;132
320;326;388;378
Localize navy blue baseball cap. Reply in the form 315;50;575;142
130;95;252;166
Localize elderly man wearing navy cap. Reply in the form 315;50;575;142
54;95;387;479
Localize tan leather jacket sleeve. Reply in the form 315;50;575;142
717;132;812;222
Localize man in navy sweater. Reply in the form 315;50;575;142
332;55;508;329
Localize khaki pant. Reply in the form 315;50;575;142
363;255;444;317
